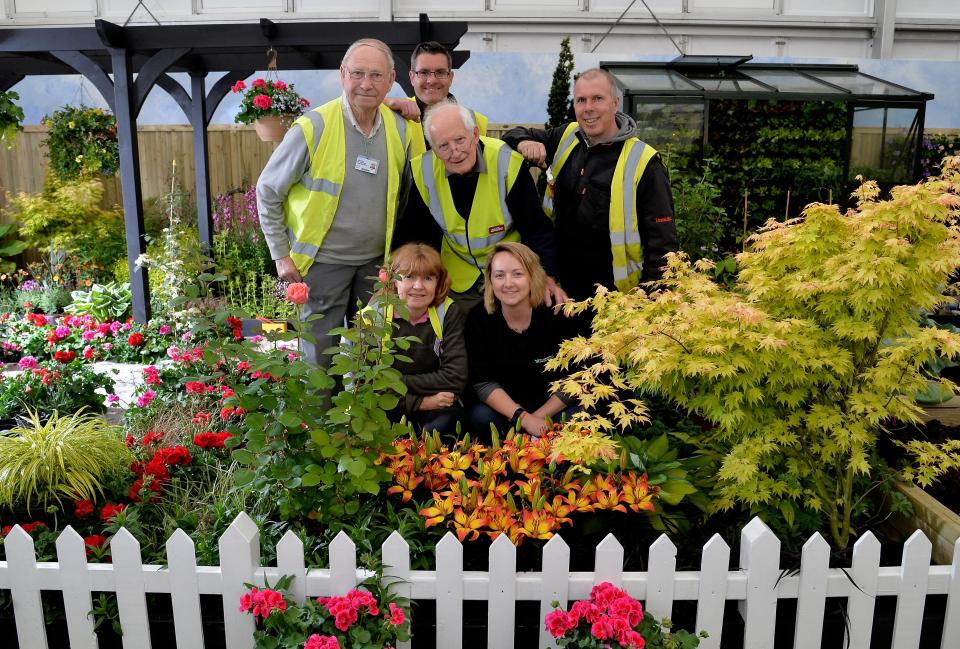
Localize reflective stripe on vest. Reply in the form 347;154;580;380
542;122;581;219
411;136;523;293
283;98;410;277
407;97;489;158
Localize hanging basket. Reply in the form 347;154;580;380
253;114;294;143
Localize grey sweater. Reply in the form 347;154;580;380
256;100;392;266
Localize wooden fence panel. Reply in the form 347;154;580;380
55;526;99;649
1;511;959;649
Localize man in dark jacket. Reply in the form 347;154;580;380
502;68;679;301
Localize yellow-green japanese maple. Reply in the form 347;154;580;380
552;157;960;549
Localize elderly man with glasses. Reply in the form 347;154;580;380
393;100;566;314
384;41;489;157
256;38;415;368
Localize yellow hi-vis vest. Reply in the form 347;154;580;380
407;97;489;158
283;98;411;277
411;136;523;293
364;297;455;356
543;122;659;292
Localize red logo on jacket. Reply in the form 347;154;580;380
488;224;505;234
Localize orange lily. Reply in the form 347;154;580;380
419;491;459;527
453;507;488;542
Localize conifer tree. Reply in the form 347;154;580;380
546;36;575;128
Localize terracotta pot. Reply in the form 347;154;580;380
253;114;294;142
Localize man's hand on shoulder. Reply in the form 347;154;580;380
543;277;569;308
275;256;303;284
517;140;547;167
384;97;421;123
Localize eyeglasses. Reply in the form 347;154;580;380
413;69;451;80
434;136;471;157
344;68;387;83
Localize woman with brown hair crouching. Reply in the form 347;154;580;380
378;242;468;437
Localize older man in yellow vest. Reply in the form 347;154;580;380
383;41;489;158
394;100;566;314
503;68;679;301
257;38;413;366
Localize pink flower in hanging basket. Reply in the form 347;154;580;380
231;80;246;93
252;94;273;110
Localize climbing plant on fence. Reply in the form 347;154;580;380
706;99;849;247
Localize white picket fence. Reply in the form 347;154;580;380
0;513;959;649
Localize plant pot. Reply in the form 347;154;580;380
256;316;289;334
888;481;960;564
253;115;294;142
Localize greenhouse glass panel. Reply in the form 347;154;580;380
682;76;769;93
740;70;846;94
849;106;920;183
809;71;915;96
605;67;700;92
630;99;705;171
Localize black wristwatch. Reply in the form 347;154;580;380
511;407;526;425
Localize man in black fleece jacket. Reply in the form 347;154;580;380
502;68;679;301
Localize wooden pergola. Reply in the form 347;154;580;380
0;15;469;321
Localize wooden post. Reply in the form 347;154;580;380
742;190;749;251
785;188;791;219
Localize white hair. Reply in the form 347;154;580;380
342;38;395;71
423;99;476;147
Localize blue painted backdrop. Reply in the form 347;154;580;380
10;53;960;128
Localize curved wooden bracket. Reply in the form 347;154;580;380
134;47;191;115
50;50;116;112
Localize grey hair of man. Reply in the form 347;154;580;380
342;38;395;71
575;67;624;101
422;99;477;147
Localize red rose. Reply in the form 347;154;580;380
53;350;76;362
74;499;94;517
286;282;309;305
127;332;145;346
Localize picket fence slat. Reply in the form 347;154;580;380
487;532;517;649
695;534;730;649
382;531;412;649
329;530;358;596
219;511;259;649
942;538;960;649
794;532;830;649
7;526;49;649
435;533;463;649
846;530;881;649
595;533;625;587
1;511;958;649
740;516;780;649
112;528;152;649
55;526;98;649
167;529;204;649
647;534;677;622
277;531;306;605
892;530;933;649
539;534;570;649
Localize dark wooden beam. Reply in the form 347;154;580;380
50;50;116;112
191;72;214;255
155;74;191;120
205;70;253;126
109;47;150;323
0;73;23;92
